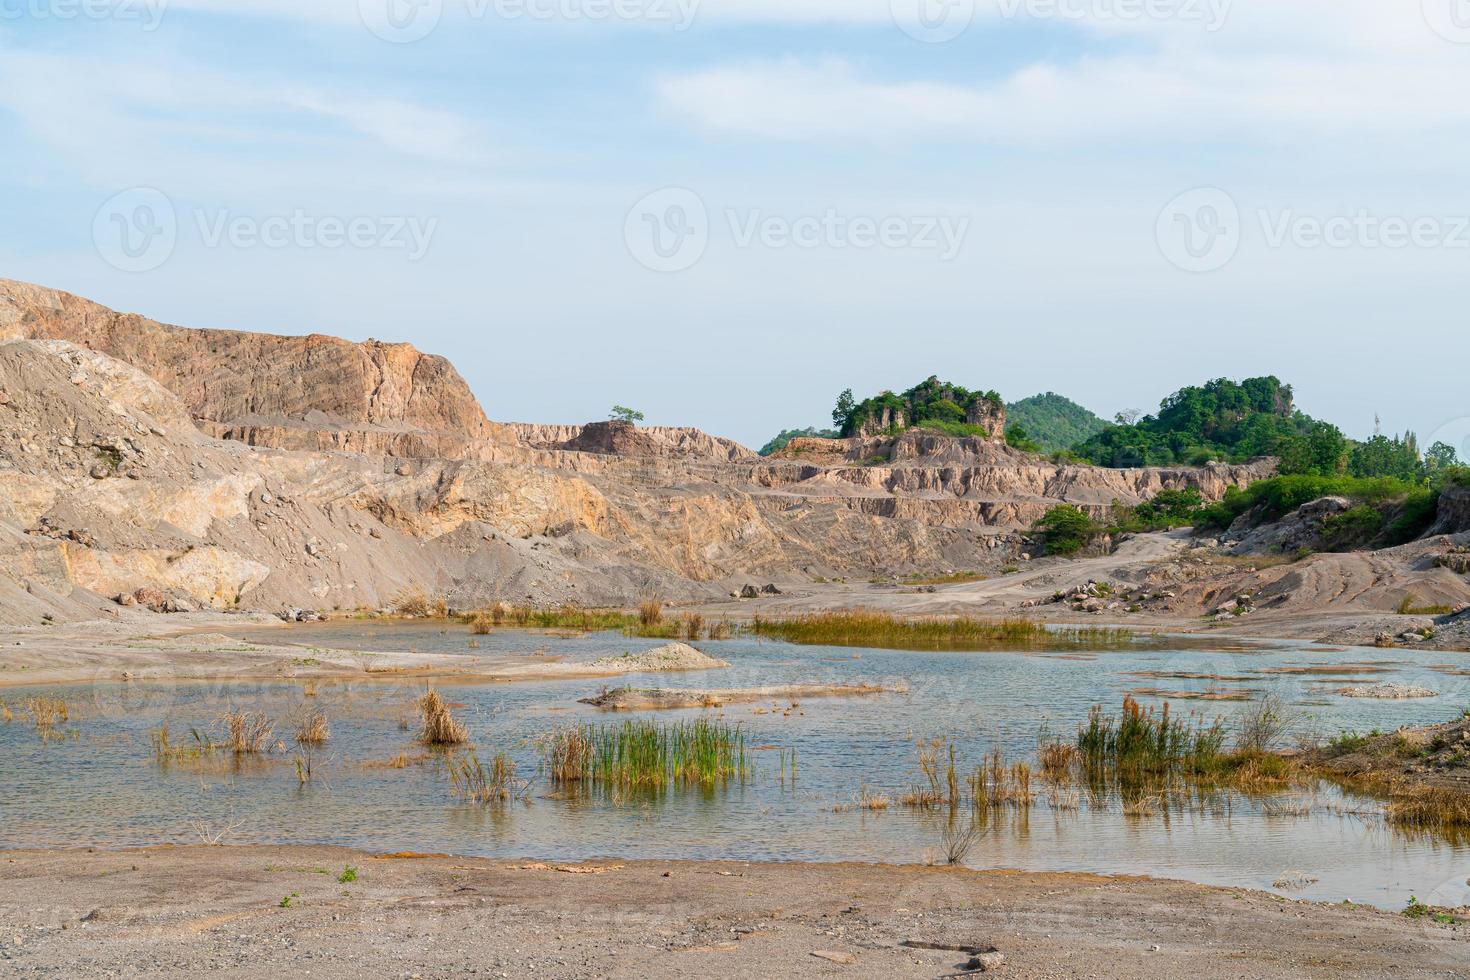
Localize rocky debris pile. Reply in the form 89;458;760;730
115;587;195;614
1375;625;1438;647
1225;495;1352;555
1436;546;1470;575
279;607;323;622
1212;590;1260;621
735;583;783;599
1025;580;1175;615
1339;682;1437;699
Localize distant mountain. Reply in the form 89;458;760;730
1006;392;1107;453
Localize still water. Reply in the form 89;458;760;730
3;622;1469;910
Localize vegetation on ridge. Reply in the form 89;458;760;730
1006;392;1108;453
832;376;1002;438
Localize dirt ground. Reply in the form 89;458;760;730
0;615;731;690
0;845;1465;979
5;529;1468;692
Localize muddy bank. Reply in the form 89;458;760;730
1;845;1465;979
1308;711;1470;795
579;682;890;710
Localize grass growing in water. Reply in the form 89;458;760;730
448;751;528;803
542;718;750;792
295;709;330;746
221;709;275;755
418;689;469;745
1076;696;1293;788
750;610;1137;652
23;697;69;729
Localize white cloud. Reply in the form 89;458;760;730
0;49;491;185
657;42;1470;148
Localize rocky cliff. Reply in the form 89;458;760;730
0;280;1284;623
0;279;501;460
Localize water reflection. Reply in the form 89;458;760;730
1;624;1469;909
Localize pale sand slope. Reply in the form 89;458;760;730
0;846;1464;979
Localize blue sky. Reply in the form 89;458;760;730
2;1;1468;453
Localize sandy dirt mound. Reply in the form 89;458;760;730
583;642;729;674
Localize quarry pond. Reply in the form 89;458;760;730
5;621;1470;912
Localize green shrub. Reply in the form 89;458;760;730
1034;505;1097;556
1319;504;1385;551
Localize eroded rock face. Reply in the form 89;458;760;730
1429;483;1470;537
0;279;500;459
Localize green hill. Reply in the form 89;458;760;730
1070;376;1348;474
1005;392;1107;453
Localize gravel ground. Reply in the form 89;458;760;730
1;845;1466;979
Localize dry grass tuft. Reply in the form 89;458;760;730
1039;740;1079;779
221;709;274;754
24;697;69;728
638;598;663;628
418;688;469;745
1387;784;1470;833
392;586;450;618
295;709;330;746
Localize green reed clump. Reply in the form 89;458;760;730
750;609;1137;652
449;751;528;804
542;718;750;791
1078;696;1226;775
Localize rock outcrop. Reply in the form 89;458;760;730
0;279;501;460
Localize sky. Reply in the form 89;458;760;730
2;1;1468;454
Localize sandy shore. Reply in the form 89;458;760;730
1;845;1465;979
0;616;729;690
